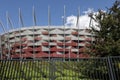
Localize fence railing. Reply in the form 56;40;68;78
0;56;120;80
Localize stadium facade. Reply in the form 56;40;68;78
0;26;95;59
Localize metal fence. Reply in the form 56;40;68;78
0;56;120;80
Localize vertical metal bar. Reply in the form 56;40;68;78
54;61;56;80
107;56;115;80
12;60;16;79
96;58;100;79
27;60;29;79
15;60;18;79
13;60;17;79
112;57;118;80
38;60;40;79
2;60;5;79
30;60;33;79
49;60;51;80
96;58;99;79
104;58;108;80
75;61;77;80
117;57;120;80
99;58;103;79
24;60;27;79
40;61;43;78
18;60;20;79
93;58;97;79
33;60;35;78
36;60;39;79
8;60;12;79
20;60;22;79
18;60;21;79
105;58;110;80
100;58;103;79
51;60;55;80
0;60;2;79
5;60;9;78
0;60;4;79
31;60;33;79
28;60;30;79
9;60;13;79
3;60;8;79
102;58;106;80
26;60;28;79
87;59;91;79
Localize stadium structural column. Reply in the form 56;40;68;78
69;26;72;61
6;11;15;59
32;6;37;59
77;7;80;61
63;5;66;61
6;12;11;60
48;6;51;60
18;8;24;60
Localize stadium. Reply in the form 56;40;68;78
0;26;94;59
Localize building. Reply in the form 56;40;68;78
0;26;95;59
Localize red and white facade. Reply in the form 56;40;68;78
0;26;95;59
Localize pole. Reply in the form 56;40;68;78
6;11;11;60
63;5;66;61
48;6;51;60
19;8;24;27
77;7;80;61
6;12;14;30
18;8;23;60
33;6;37;26
32;6;36;59
0;20;6;33
7;12;16;59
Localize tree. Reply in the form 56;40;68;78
90;1;120;57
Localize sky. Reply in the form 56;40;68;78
0;0;115;32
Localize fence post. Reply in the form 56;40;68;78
49;60;56;80
107;56;115;80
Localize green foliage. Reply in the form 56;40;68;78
90;1;120;57
78;59;109;80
